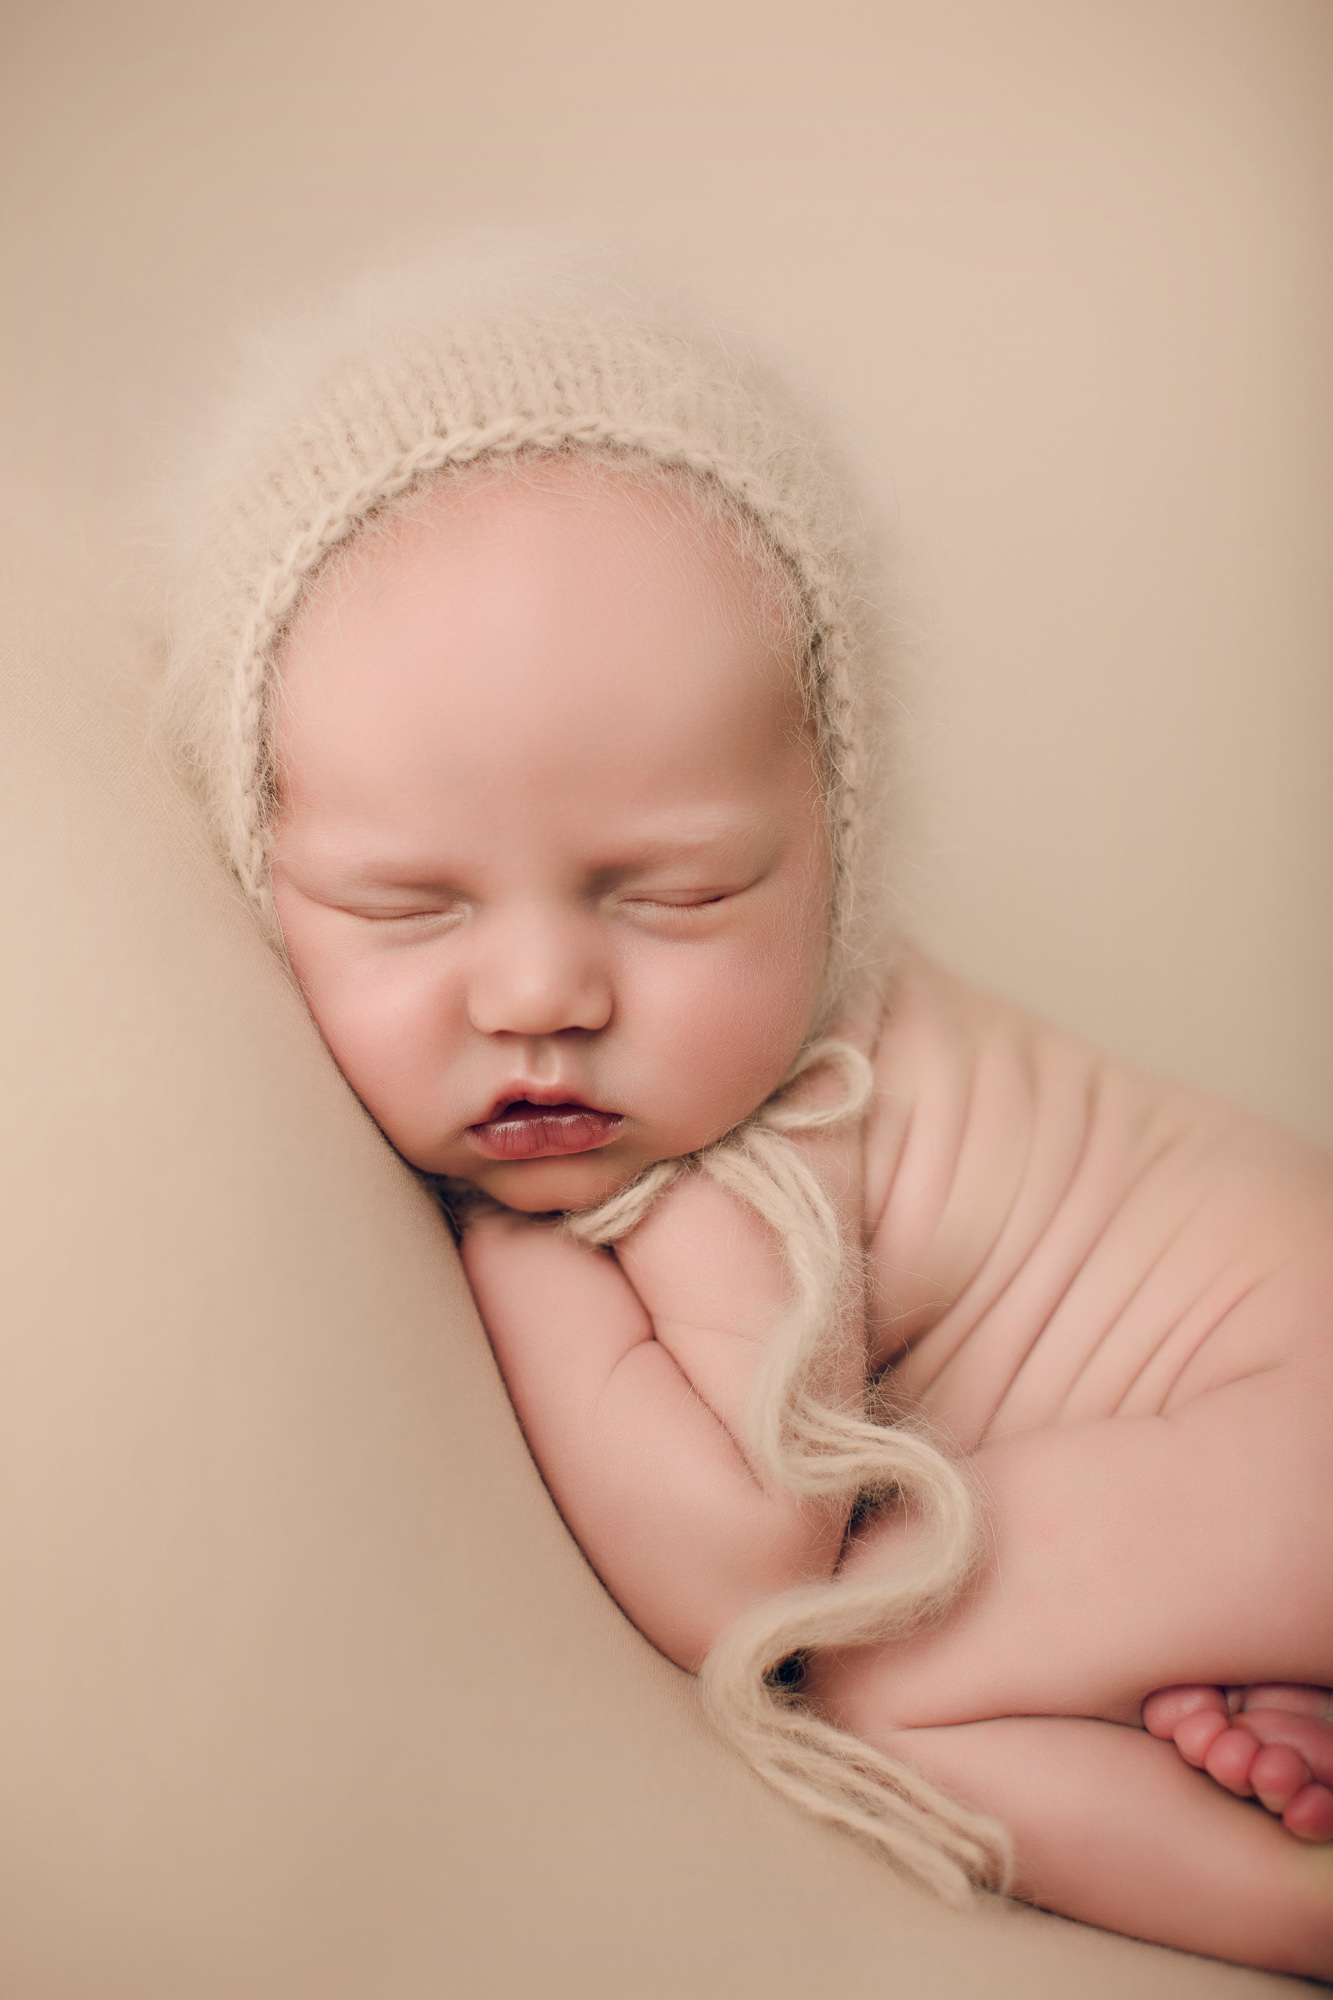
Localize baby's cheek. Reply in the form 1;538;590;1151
635;938;817;1132
307;958;460;1141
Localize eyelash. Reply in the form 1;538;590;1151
622;892;728;909
355;906;466;927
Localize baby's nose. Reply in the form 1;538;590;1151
465;908;613;1038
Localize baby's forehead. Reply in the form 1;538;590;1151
274;455;820;821
289;453;809;671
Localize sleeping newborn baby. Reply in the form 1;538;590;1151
162;244;1333;1976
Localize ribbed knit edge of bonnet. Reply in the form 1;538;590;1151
157;233;901;1011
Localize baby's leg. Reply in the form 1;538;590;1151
868;1712;1333;1976
815;1344;1333;1733
804;1341;1333;1959
1143;1684;1333;1840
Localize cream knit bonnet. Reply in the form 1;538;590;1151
160;237;898;1010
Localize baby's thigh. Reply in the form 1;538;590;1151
878;1714;1333;1976
823;1343;1333;1729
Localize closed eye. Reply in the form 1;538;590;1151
614;882;757;924
343;904;467;929
626;891;730;907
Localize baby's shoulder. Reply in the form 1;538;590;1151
862;952;1333;1235
860;953;1110;1237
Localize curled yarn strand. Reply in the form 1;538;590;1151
569;1040;1013;1900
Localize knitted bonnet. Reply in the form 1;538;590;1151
161;238;898;1007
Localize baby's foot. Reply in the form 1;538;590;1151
1143;1685;1333;1841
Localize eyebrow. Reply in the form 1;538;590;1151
323;813;779;892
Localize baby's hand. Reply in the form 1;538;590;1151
1143;1684;1333;1841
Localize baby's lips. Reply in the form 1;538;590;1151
466;1102;624;1162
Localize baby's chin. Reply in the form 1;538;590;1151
454;1149;650;1215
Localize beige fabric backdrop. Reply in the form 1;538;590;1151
3;0;1330;1141
1;5;1330;1996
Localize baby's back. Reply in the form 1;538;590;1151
863;958;1333;1449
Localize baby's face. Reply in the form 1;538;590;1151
270;463;832;1212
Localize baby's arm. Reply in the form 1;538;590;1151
461;1169;852;1672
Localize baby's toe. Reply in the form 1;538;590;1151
1237;1684;1333;1722
1282;1782;1333;1843
1141;1684;1228;1741
1250;1742;1310;1814
1172;1706;1231;1767
1145;1691;1333;1835
1203;1723;1260;1796
1234;1708;1333;1787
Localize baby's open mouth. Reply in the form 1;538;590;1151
466;1099;625;1162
